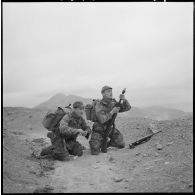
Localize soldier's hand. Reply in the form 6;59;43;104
110;107;120;115
77;129;88;136
119;94;125;100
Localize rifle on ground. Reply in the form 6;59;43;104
129;130;162;149
101;88;126;153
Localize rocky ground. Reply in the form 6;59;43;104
3;107;193;193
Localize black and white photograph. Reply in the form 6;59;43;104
2;1;193;193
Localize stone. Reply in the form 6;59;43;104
113;177;123;182
109;156;115;163
154;152;160;157
188;183;193;188
156;143;163;150
73;156;78;160
142;153;148;157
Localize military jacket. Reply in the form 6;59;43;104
95;98;131;124
59;111;90;140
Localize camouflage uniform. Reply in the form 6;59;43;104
89;97;131;155
40;111;91;161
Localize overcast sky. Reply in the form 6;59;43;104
3;2;193;111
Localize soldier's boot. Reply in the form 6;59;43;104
53;151;70;161
69;141;83;157
109;128;125;149
69;142;83;156
40;145;54;156
89;131;103;155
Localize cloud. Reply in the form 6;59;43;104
3;2;193;109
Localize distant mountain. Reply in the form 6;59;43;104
120;106;188;121
34;93;92;110
34;93;191;120
158;102;193;112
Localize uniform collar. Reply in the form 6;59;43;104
101;98;113;105
71;111;81;119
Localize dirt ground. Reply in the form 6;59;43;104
3;108;193;193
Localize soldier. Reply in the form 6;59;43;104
40;101;91;161
89;86;131;155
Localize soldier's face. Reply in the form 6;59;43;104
103;89;113;99
74;107;84;117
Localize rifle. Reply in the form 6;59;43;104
101;88;126;153
129;130;162;149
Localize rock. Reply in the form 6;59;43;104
142;153;148;157
96;160;100;163
109;156;115;162
29;170;36;174
166;142;173;146
164;161;170;165
33;185;54;193
125;179;129;182
156;143;163;150
154;152;160;157
93;165;98;169
73;156;78;160
113;177;123;182
135;152;141;156
27;124;32;130
188;183;193;188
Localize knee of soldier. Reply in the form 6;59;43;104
54;153;70;161
72;142;83;157
40;146;53;156
118;141;125;149
77;149;83;157
89;140;101;155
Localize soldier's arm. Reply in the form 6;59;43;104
81;118;91;133
95;102;112;124
119;99;131;113
59;114;79;136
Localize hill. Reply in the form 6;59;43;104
33;93;190;121
3;106;193;192
34;93;92;110
120;106;188;121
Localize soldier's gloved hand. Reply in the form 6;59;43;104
77;129;88;137
110;107;120;115
119;94;125;100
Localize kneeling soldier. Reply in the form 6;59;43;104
40;101;91;161
89;86;131;155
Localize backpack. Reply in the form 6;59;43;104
85;99;100;122
42;106;70;131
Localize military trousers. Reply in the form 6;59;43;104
89;122;125;155
40;132;83;161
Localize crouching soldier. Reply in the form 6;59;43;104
40;101;91;161
89;86;131;155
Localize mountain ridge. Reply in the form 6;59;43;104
32;93;191;120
